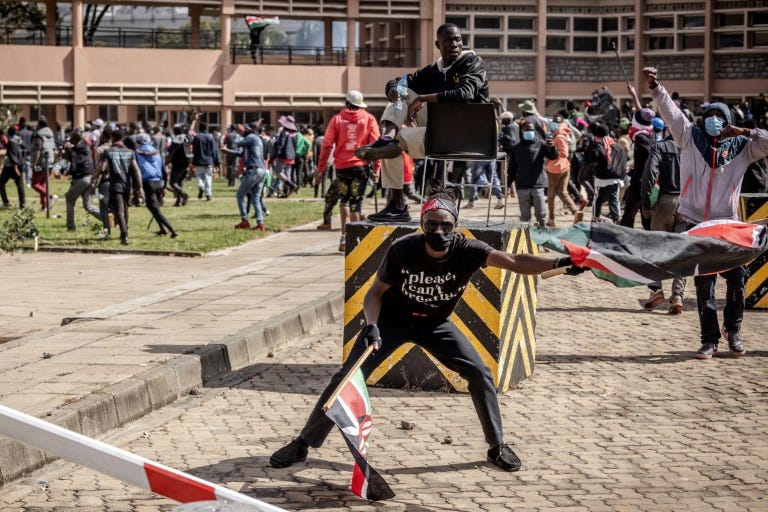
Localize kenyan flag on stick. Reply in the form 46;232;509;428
245;16;280;30
323;346;395;501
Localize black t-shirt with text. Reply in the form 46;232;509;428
377;232;493;319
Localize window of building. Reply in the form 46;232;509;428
474;36;501;50
137;105;156;123
717;13;744;27
462;35;469;47
547;17;568;31
648;16;674;30
574;36;598;52
718;33;744;48
750;12;768;26
601;37;618;52
574;18;598;32
623;17;635;31
648;36;674;50
65;105;73;124
602;18;618;32
508;36;534;51
624;36;635;51
445;16;468;29
98;105;118;122
30;104;46;121
546;36;567;51
198;111;220;131
475;17;501;30
680;15;705;28
508;17;534;31
751;31;768;47
680;34;705;49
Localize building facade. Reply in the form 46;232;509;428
0;0;766;129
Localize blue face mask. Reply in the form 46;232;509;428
705;116;724;137
522;131;536;141
550;122;560;131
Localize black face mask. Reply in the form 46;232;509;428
423;232;453;252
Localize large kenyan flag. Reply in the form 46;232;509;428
533;220;768;287
245;16;280;30
325;369;395;501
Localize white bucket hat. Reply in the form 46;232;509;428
345;90;367;108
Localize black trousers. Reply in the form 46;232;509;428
143;180;174;234
299;305;504;449
0;166;25;207
169;165;188;204
109;188;130;241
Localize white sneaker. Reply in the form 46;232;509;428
494;199;505;209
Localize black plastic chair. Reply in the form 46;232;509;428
421;102;507;225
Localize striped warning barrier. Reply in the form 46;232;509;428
0;404;284;512
739;193;768;309
343;220;537;393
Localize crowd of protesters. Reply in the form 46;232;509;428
1;87;766;251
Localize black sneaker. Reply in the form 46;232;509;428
269;438;309;468
355;137;402;161
723;330;746;357
694;342;718;359
198;189;204;199
367;204;411;223
487;443;521;472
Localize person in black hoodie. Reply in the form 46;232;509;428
355;23;489;222
508;118;557;227
63;129;102;231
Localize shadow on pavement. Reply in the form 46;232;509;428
537;350;768;364
187;455;480;511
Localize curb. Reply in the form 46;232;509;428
0;289;344;486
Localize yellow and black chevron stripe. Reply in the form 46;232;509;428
740;194;768;309
343;221;538;392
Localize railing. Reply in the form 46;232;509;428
231;44;420;67
0;26;219;49
231;44;348;65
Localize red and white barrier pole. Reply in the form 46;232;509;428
0;404;284;512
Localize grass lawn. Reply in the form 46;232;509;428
0;178;324;254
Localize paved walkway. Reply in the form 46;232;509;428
1;196;768;511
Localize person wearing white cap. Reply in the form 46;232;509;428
90;118;105;147
315;90;380;251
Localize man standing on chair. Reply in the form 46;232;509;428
355;23;489;223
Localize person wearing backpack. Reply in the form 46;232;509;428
586;122;627;223
640;117;685;314
32;119;58;210
168;126;191;206
271;115;299;196
0;126;25;208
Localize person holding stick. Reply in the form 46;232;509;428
269;189;582;472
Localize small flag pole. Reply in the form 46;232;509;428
323;344;375;412
540;267;569;279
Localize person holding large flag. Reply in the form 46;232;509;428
644;66;768;359
270;190;579;474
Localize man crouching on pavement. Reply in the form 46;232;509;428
270;189;582;472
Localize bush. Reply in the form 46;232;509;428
0;207;39;253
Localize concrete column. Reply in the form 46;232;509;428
46;0;57;46
324;19;333;52
71;0;83;48
190;6;202;49
220;12;231;60
634;0;645;98
221;107;232;129
536;0;547;107
703;0;714;100
346;18;357;68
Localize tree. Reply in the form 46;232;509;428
83;3;110;46
0;2;46;31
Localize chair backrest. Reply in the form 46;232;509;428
425;103;498;159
